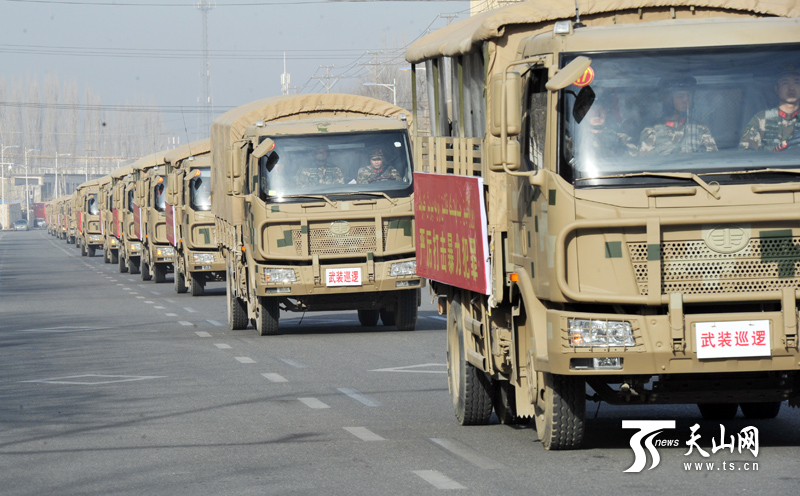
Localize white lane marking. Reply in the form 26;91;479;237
178;321;192;326
412;470;465;490
22;374;166;385
428;315;447;321
206;320;223;327
116;283;124;286
235;357;255;364
154;306;165;309
135;296;145;299
195;331;212;337
150;290;160;295
430;438;504;469
344;427;385;442
337;387;382;407
128;292;138;295
279;358;307;368
166;313;178;317
371;363;447;374
183;307;197;313
144;300;154;304
262;373;287;383
165;299;175;303
298;397;329;409
214;343;231;349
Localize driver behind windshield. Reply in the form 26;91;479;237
294;146;344;186
639;75;718;155
356;148;401;184
576;99;638;158
739;62;800;152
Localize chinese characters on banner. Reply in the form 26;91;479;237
414;172;490;295
695;320;771;359
325;268;362;287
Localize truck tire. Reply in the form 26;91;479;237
447;292;493;425
256;296;280;336
119;253;128;273
379;308;395;326
358;309;379;326
128;256;140;275
88;246;96;257
154;264;166;283
141;260;152;281
395;289;418;331
494;381;523;425
697;403;738;420
80;241;87;257
103;248;110;263
111;249;119;265
174;268;188;293
740;401;781;419
190;274;204;296
534;373;585;450
227;275;248;330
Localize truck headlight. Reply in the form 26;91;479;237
192;253;215;264
156;246;175;257
569;319;635;347
130;242;142;251
263;268;296;284
390;261;416;277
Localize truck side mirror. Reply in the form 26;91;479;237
545;56;592;91
489;71;521;138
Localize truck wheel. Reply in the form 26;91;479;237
80;242;87;257
697;403;738;420
226;275;248;330
174;269;188;294
534;373;585;450
128;256;140;275
87;246;96;257
103;248;110;263
141;260;152;281
395;289;418;331
119;253;128;273
358;309;379;326
111;249;119;265
190;274;204;296
379;308;395;326
447;292;493;425
154;264;166;283
740;401;781;419
256;297;280;336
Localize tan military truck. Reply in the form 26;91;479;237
212;94;422;335
74;178;103;257
165;138;224;296
133;152;175;283
54;196;69;240
96;174;120;264
65;192;78;244
113;161;146;274
407;0;800;449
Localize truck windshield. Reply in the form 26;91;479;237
87;194;99;215
189;167;211;211
154;176;167;212
258;131;413;202
558;44;800;187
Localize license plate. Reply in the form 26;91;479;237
695;320;771;359
325;268;362;287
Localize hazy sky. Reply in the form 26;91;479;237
0;0;469;136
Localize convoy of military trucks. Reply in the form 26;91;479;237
32;0;800;451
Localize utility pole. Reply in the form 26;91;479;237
281;52;291;96
438;13;459;25
196;0;215;133
1;143;19;206
311;66;340;93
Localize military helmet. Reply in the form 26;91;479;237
777;62;800;78
658;75;697;92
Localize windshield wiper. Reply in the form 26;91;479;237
576;171;720;199
272;194;336;207
328;191;397;205
701;168;800;177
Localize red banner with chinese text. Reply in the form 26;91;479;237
414;172;490;295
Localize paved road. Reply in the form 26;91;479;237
2;230;800;495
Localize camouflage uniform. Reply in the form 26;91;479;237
356;165;401;184
581;128;638;158
639;121;718;155
739;109;800;151
295;165;344;186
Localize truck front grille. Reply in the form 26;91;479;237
629;237;800;295
292;226;380;255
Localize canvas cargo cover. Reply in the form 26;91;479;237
131;150;167;172
164;138;211;166
406;0;800;63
